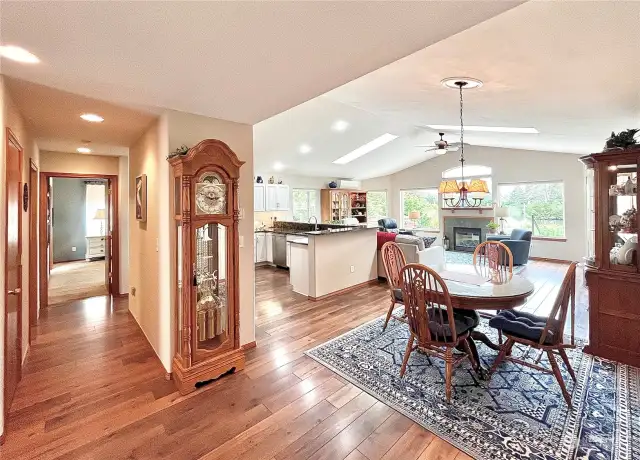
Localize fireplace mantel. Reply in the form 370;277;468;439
441;207;493;215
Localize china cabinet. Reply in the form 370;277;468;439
169;139;246;394
580;147;640;367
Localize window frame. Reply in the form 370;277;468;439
400;187;441;231
497;180;567;241
365;190;388;227
291;188;319;222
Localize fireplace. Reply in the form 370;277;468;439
453;226;482;252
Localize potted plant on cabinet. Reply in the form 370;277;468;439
486;221;500;234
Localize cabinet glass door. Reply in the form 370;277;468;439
194;223;229;351
607;162;638;270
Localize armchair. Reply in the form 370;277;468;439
378;218;414;235
486;229;532;265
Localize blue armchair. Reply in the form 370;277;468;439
378;218;414;235
486;229;532;265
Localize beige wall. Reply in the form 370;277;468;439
128;117;172;370
362;145;587;261
39;150;119;175
0;75;40;437
166;110;255;347
309;229;378;298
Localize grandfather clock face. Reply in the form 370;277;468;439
195;173;227;215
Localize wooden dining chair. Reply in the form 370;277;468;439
399;263;477;402
380;242;408;331
473;241;513;277
488;262;578;408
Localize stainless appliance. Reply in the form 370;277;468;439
273;233;287;267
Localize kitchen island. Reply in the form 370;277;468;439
288;226;378;299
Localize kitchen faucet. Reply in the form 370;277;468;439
308;216;318;231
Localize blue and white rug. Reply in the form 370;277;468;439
306;314;639;460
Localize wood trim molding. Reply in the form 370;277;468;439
0;431;5;445
39;173;120;309
241;341;257;351
532;236;567;242
309;279;379;301
28;159;38;345
529;257;574;264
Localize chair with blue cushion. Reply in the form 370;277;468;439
486;229;532;265
488;262;577;408
378;218;414;235
399;263;479;402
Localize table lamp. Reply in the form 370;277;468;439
408;211;421;228
494;207;509;235
93;208;107;236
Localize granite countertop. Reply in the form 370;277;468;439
254;226;378;236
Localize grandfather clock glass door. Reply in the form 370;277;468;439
194;223;229;354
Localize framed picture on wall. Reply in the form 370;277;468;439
136;174;147;222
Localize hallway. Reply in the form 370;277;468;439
48;260;108;306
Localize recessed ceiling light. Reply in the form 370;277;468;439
333;133;398;165
273;162;285;171
80;113;104;123
0;45;40;64
77;147;92;154
332;120;350;132
299;144;312;154
426;125;539;134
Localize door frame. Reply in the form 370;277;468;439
28;159;38;343
4;128;23;430
39;172;119;308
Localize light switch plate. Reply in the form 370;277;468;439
239;235;244;248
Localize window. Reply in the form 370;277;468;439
400;189;439;230
442;165;493;206
292;189;318;222
366;191;388;226
498;182;565;238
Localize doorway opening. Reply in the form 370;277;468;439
39;173;119;307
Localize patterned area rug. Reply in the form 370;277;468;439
306;314;639;459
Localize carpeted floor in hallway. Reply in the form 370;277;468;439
48;259;108;305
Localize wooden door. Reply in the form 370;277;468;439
4;129;23;416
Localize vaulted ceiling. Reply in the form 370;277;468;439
254;1;640;179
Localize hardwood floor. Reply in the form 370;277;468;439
4;260;587;459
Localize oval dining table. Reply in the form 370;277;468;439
435;263;535;377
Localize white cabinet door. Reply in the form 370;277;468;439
276;185;290;211
265;184;278;211
265;233;273;263
254;185;266;212
285;242;291;268
255;233;267;263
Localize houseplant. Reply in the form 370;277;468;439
486;221;500;234
604;129;639;151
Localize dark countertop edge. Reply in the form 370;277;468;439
254;227;378;236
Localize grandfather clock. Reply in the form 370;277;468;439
169;139;246;394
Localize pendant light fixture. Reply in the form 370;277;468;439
438;78;488;208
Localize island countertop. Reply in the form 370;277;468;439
254;226;378;237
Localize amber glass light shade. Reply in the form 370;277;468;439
438;180;460;194
408;211;421;220
467;179;489;194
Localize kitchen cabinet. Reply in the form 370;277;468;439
254;184;266;212
266;184;290;211
265;233;273;263
255;233;267;263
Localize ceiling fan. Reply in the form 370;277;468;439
414;132;463;155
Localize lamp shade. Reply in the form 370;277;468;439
408;211;421;220
494;206;509;218
93;208;107;220
467;179;489;194
438;179;460;194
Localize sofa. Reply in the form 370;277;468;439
486;229;532;265
377;232;445;278
377;218;415;235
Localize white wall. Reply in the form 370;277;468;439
362;145;587;261
118;156;129;295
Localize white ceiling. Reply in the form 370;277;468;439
254;1;640;180
0;0;522;127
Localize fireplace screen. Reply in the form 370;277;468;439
453;227;481;252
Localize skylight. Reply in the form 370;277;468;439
426;125;539;134
333;133;398;165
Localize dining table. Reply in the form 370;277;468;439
435;263;536;377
